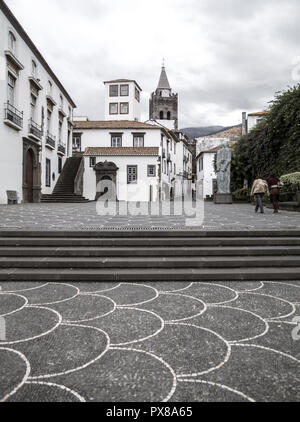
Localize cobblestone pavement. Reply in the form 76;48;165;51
1;281;300;402
0;202;300;231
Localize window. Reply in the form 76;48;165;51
109;85;119;97
58;157;62;174
8;31;16;52
148;165;156;177
170;140;172;151
111;134;122;147
160;111;164;119
127;166;138;184
47;109;52;132
73;133;82;152
58;120;63;142
46;159;51;187
174;163;176;174
133;135;144;147
199;157;203;172
109;103;118;115
59;95;64;109
7;73;16;105
120;103;129;115
68;106;72;119
30;94;37;121
120;84;129;96
90;157;96;167
174;142;176;154
31;60;37;78
135;88;140;102
48;81;53;96
167;111;171;120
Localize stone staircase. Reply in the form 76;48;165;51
0;230;300;282
41;157;89;203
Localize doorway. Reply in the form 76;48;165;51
26;149;34;203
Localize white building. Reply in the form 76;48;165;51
242;111;268;135
104;79;142;122
73;77;192;202
0;1;76;204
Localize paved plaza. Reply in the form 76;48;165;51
0;280;300;402
0;202;300;231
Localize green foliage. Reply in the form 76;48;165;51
280;172;300;189
231;84;300;191
232;188;251;201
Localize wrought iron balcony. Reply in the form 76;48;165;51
58;142;66;155
28;118;42;140
4;102;23;129
46;131;56;149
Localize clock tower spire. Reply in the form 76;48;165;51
149;63;178;130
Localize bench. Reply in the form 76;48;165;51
6;191;18;205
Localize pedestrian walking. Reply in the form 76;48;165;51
267;174;282;214
251;175;269;214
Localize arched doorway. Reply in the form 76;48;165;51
26;149;34;203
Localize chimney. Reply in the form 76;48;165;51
242;112;248;136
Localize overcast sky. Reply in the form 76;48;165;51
5;0;300;128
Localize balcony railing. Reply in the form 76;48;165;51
46;131;56;149
28;118;42;140
4;103;23;128
58;142;66;155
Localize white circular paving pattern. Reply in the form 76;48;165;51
0;281;299;402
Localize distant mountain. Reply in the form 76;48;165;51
180;124;242;140
180;126;224;140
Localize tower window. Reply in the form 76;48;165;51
167;112;171;120
120;103;129;115
109;103;118;115
135;88;140;102
120;85;129;97
160;111;164;119
109;85;119;97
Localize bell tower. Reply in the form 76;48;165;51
149;63;178;130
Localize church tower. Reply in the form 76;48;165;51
149;64;178;130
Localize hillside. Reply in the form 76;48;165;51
181;124;242;140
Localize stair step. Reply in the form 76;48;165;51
1;246;300;257
1;267;299;282
1;256;299;269
0;237;299;247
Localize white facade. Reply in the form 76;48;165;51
104;80;142;122
0;2;75;204
83;155;160;202
73;120;192;202
196;152;217;198
242;111;268;135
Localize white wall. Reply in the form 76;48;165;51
83;155;159;202
79;127;161;150
197;153;216;198
248;115;262;132
104;82;141;121
0;8;74;204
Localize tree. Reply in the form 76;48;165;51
231;84;300;191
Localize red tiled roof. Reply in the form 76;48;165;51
196;141;237;159
207;127;242;139
248;111;268;117
84;147;159;156
74;120;160;130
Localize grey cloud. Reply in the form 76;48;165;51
5;0;300;127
